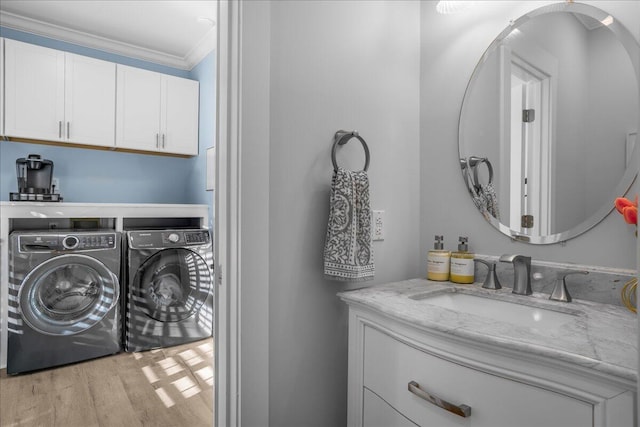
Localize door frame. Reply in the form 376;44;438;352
215;2;271;425
215;1;240;425
499;39;557;236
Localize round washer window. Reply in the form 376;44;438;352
132;248;212;322
18;254;119;336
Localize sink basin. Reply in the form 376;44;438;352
411;291;579;331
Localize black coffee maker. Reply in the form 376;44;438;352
10;154;63;202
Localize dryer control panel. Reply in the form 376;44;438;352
18;232;117;252
128;229;210;249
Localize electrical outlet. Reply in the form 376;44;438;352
372;210;385;241
52;178;60;194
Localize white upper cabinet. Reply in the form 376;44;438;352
163;75;200;156
115;65;162;152
117;64;199;156
4;39;65;142
64;53;116;147
3;40;199;156
4;39;116;147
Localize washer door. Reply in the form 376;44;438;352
133;248;212;322
18;254;119;336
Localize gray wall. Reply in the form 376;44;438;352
237;1;638;426
585;26;639;217
268;1;421;425
420;0;639;272
239;1;421;425
459;45;501;196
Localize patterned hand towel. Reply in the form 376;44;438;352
481;182;500;220
324;167;374;281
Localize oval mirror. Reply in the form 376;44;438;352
459;2;639;244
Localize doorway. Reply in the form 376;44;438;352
509;58;552;237
499;41;558;237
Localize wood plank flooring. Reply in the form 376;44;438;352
0;338;214;427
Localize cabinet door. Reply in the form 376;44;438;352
4;39;65;141
65;53;116;147
116;64;162;151
161;75;199;155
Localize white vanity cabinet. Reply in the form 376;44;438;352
4;39;116;147
345;304;635;427
116;64;199;156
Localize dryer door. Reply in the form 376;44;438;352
18;254;120;336
132;248;213;322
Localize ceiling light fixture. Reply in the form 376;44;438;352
436;1;475;15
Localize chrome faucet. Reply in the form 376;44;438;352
549;271;589;302
474;259;501;290
499;254;532;295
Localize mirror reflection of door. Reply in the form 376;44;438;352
460;4;639;244
499;38;557;238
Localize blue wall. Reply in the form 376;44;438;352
188;51;216;226
0;27;215;208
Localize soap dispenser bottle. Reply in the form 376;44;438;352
427;235;451;281
450;236;475;284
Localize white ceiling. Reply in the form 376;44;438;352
0;1;216;70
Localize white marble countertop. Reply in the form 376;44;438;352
339;278;637;385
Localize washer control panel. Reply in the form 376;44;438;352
18;232;117;252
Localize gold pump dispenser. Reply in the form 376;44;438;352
450;236;475;284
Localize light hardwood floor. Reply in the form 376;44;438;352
0;338;214;427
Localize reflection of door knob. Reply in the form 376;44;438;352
167;233;180;243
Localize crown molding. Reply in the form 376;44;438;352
185;27;217;69
0;11;215;70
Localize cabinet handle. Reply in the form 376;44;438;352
408;381;471;418
59;121;62;139
67;122;70;139
162;133;165;148
156;133;159;148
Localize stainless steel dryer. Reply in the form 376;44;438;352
8;230;121;375
124;229;214;352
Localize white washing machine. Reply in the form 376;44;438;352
124;229;214;352
7;230;121;375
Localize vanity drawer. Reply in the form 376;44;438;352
363;326;593;427
363;388;418;427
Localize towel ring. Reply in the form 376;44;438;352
469;156;493;190
332;130;370;172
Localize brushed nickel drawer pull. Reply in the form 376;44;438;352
162;133;165;148
59;121;62;138
408;381;471;418
67;122;70;139
156;133;159;148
